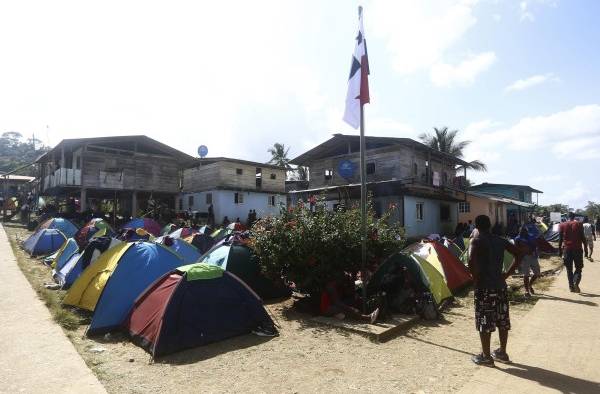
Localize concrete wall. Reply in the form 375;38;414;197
179;189;286;223
458;195;507;225
403;196;457;238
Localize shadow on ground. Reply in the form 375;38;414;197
500;362;600;393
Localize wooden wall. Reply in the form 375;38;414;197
182;160;286;193
306;144;458;189
82;150;180;193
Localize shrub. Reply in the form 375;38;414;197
250;196;405;297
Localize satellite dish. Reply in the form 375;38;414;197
197;145;208;158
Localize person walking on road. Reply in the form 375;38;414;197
468;215;522;366
515;226;540;297
583;217;596;261
559;212;587;293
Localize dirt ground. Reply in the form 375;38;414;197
5;223;563;394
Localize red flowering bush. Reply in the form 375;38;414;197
250;196;405;297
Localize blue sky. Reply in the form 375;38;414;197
0;0;598;208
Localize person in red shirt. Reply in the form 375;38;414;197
559;212;588;293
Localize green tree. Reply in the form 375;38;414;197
584;201;600;219
418;127;487;171
0;132;49;176
295;166;308;181
251;196;405;297
267;143;292;170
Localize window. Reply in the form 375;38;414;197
366;162;376;175
188;195;194;207
518;190;525;201
440;204;451;222
442;172;448;185
416;202;424;221
324;169;333;180
205;193;212;204
234;192;244;204
256;167;262;188
459;202;470;213
268;195;276;206
178;198;183;211
270;173;276;180
413;163;418;176
236;168;243;175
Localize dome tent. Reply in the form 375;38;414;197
199;243;291;300
37;217;79;238
84;241;185;336
121;218;161;237
23;229;67;256
126;263;276;358
405;240;472;292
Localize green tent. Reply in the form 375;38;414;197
367;252;430;297
199;243;290;300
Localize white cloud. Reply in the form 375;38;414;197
531;174;564;182
520;1;535;22
430;52;497;87
519;0;558;22
552;136;600;160
370;0;494;86
468;105;600;156
505;73;559;92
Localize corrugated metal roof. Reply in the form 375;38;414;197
291;134;471;166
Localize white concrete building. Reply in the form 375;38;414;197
180;157;287;225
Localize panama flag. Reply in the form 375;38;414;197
343;6;370;129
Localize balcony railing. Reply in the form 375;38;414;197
43;168;81;189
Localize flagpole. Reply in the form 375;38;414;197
359;103;368;313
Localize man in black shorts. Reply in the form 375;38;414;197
468;215;522;366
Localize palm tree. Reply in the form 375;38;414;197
418;127;487;171
296;166;308;181
267;143;293;170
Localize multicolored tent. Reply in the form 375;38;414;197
54;237;122;289
169;227;197;239
121;218;161;237
36;218;78;238
65;241;184;322
409;254;453;304
161;223;178;236
74;219;113;247
49;238;79;270
23;229;67;256
84;242;185;336
405;241;472;292
200;243;291;300
185;233;215;254
126;263;276;358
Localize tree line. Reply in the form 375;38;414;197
0;132;49;176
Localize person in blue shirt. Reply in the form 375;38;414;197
515;226;541;297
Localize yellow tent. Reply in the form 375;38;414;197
63;242;132;311
409;254;452;304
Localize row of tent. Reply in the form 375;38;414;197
22;217;282;358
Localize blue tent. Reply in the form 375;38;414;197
54;237;121;288
161;238;201;264
86;241;184;336
38;218;78;238
23;229;67;256
52;238;80;271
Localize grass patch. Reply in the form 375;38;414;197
6;226;85;331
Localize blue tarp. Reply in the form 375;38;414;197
87;242;184;336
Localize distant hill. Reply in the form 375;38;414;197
0;132;49;176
